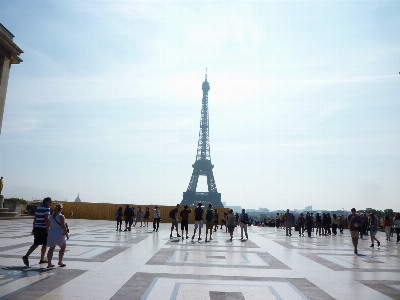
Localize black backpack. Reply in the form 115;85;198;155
206;209;213;222
169;209;176;219
242;213;249;224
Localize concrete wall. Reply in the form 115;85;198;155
0;54;11;134
59;202;230;223
3;202;21;216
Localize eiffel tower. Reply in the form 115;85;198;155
181;71;223;207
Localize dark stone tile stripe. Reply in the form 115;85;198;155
0;266;85;300
0;246;129;263
300;253;400;272
210;291;245;300
0;242;32;252
165;238;260;248
357;280;400;299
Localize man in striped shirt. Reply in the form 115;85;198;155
22;197;52;267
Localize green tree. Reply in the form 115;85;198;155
384;209;395;218
4;198;27;205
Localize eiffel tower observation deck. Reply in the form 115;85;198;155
181;72;223;208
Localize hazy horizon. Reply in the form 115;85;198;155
1;0;399;212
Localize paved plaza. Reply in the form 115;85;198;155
0;219;400;299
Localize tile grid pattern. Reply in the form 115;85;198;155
0;219;399;299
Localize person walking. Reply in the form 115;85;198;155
131;207;136;227
394;213;400;244
205;204;214;242
116;207;123;231
384;215;392;241
227;209;236;241
123;205;133;231
348;208;362;254
169;204;181;239
192;203;204;241
284;209;292;236
22;197;52;267
321;213;327;236
297;213;305;236
239;208;249;240
135;206;143;227
280;213;284;229
235;212;240;226
153;206;161;232
363;214;369;236
338;215;344;234
306;212;313;237
331;214;338;236
180;205;191;239
220;212;227;231
315;213;322;235
46;204;69;268
275;213;280;229
369;213;380;248
213;209;219;232
326;213;332;235
143;207;150;227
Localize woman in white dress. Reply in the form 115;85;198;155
47;204;69;268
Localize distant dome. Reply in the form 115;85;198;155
74;193;81;202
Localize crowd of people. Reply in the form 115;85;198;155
116;205;400;252
22;199;400;269
265;208;400;254
116;203;252;242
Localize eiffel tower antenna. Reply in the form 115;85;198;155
181;71;223;207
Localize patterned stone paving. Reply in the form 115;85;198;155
0;219;399;299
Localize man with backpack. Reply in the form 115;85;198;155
169;204;181;239
239;208;249;240
205;204;214;242
180;205;191;239
192;203;204;241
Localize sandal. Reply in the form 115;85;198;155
39;259;48;264
47;264;55;268
58;263;66;267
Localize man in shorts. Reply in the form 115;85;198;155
348;208;362;254
22;197;52;267
205;204;214;242
170;204;181;238
192;203;204;241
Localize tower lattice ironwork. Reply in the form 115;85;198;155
181;72;223;207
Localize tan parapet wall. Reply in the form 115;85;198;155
58;202;230;224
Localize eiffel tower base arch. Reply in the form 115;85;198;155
181;191;223;208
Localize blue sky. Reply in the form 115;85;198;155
1;0;399;211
